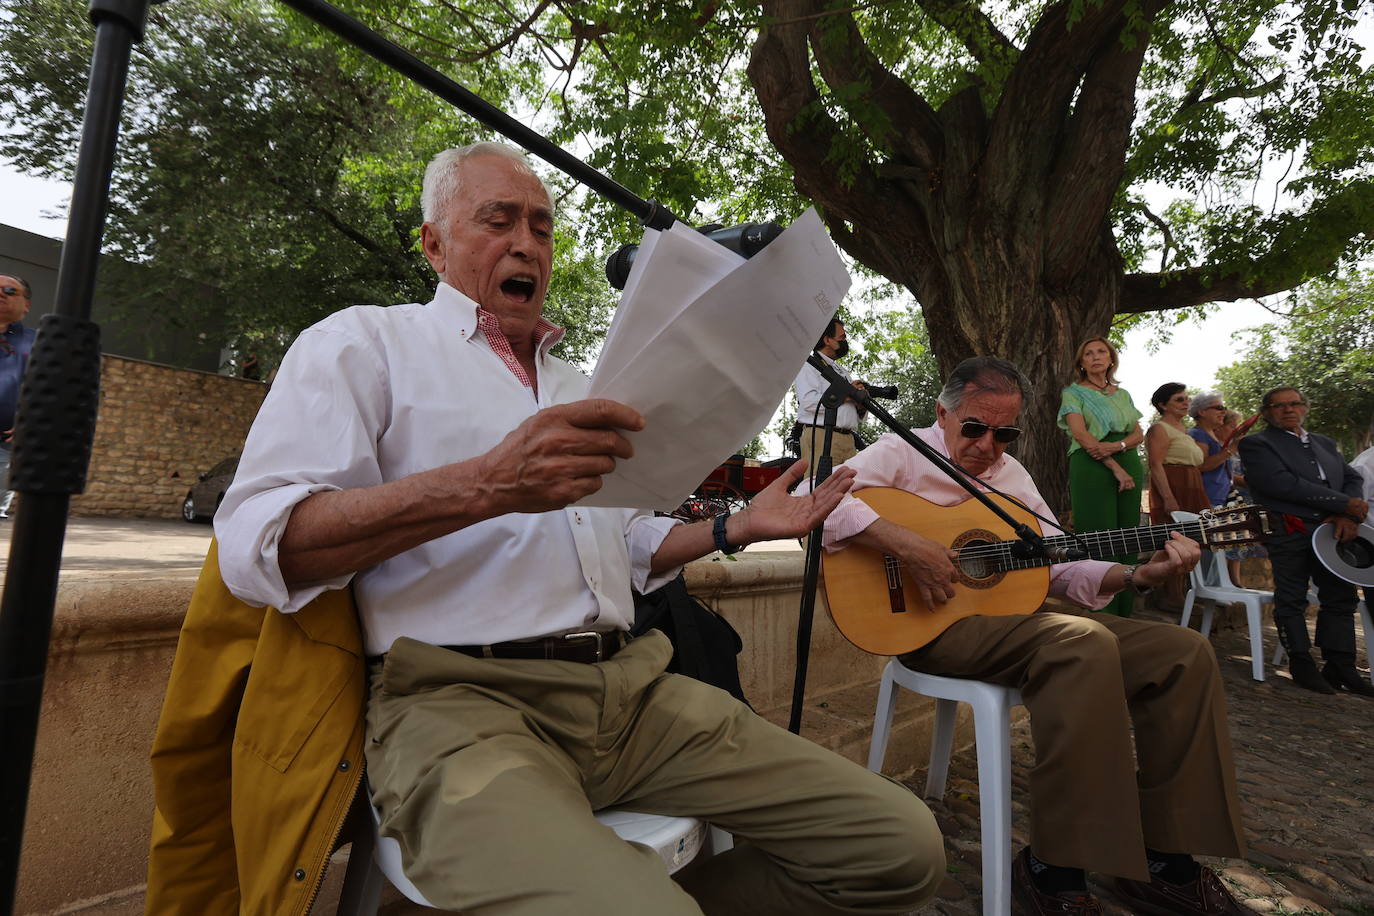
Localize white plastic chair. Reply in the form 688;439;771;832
1173;510;1271;682
868;659;1024;916
1271;597;1374;687
336;789;731;914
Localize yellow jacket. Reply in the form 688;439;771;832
145;541;365;916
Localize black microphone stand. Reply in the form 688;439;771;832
0;1;148;910
788;354;1054;733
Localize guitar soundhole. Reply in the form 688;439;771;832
951;528;1006;590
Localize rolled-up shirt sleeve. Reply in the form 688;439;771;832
626;511;683;594
1048;560;1117;610
214;323;391;613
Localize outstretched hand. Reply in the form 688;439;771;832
731;459;857;543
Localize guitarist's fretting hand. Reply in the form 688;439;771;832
1105;531;1200;594
849;517;960;608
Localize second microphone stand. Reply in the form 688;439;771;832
787;354;1054;734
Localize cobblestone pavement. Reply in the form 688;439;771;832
908;605;1374;916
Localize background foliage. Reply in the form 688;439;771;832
1216;272;1374;456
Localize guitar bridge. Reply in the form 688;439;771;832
882;554;906;613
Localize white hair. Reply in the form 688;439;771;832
421;142;554;229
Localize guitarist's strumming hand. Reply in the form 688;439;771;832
849;517;959;608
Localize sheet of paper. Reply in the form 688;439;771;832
594;224;744;388
579;207;851;510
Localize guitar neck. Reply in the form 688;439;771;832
1000;519;1206;570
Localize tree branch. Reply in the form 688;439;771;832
1140;205;1177;271
981;0;1169;215
1041;0;1163;281
1178;73;1285;121
1119;179;1374;313
909;0;1017;73
748;0;874;209
805;5;944;170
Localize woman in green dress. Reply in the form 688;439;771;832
1057;337;1146;616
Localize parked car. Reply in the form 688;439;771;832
181;456;239;523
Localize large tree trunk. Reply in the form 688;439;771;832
747;0;1145;516
905;228;1124;517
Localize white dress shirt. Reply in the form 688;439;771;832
1352;446;1374;518
216;283;680;656
793;353;860;431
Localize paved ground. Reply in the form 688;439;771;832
10;517;1370;914
913;604;1374;916
0;514;214;578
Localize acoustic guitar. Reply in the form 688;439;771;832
821;488;1276;655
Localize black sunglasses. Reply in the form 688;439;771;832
960;419;1022;443
0;286;22;296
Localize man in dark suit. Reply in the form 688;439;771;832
1239;387;1371;696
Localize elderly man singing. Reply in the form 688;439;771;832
212;142;942;915
823;357;1249;916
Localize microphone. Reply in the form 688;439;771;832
604;221;785;289
1044;545;1090;561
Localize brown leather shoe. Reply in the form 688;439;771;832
1114;867;1248;915
1012;848;1102;914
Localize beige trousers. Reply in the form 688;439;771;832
365;631;944;915
903;610;1246;880
798;426;859;472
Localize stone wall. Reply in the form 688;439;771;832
69;355;267;519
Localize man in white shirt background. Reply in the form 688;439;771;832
792;318;865;468
214;142;944;915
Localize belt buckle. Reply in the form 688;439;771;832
562;630;605;661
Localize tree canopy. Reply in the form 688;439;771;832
1216;272;1374;456
0;0;615;365
4;0;1371;502
373;0;1374;504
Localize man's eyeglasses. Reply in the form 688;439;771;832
1205;405;1227;411
0;286;22;296
960;420;1022;443
1266;400;1307;409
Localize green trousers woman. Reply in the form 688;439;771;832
1068;432;1145;616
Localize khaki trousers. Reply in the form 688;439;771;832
902;610;1246;880
798;426;859;471
365;631;944;915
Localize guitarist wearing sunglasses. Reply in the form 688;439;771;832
821;357;1248;916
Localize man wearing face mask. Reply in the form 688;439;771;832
792;318;865;468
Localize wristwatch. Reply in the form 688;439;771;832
1121;564;1151;594
713;511;744;555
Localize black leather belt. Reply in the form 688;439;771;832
800;424;855;434
368;631;629;666
448;631;628;663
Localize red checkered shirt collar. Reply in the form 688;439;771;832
430;282;566;389
474;308;565;389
